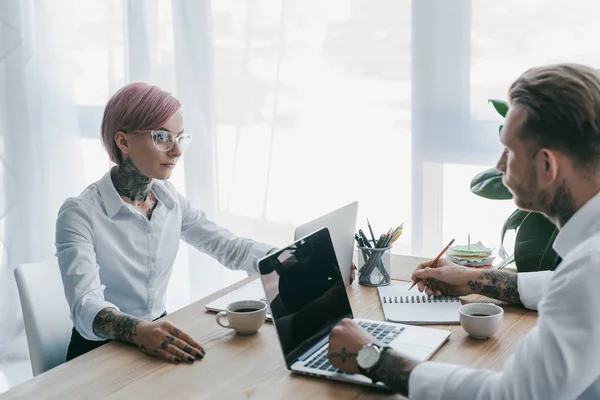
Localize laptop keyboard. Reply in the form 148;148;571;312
304;321;405;372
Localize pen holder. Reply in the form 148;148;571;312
357;244;392;287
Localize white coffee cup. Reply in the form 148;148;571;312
459;303;504;339
216;300;267;335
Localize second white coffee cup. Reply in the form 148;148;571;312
216;300;267;335
459;303;504;339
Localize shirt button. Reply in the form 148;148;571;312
146;229;151;234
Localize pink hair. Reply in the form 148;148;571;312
101;82;181;163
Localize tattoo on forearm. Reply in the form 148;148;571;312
370;350;416;396
467;270;521;305
111;158;152;202
329;348;357;364
92;308;142;344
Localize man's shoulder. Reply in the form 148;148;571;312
552;235;600;285
566;234;600;264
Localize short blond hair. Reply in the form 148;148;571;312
509;63;600;169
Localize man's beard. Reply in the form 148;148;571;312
511;179;576;228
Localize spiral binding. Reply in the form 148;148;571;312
382;295;460;304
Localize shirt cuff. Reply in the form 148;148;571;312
517;271;553;311
77;297;121;341
409;361;462;400
247;242;277;273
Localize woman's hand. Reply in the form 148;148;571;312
135;320;206;364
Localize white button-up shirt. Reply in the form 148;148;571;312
56;171;273;341
409;192;600;400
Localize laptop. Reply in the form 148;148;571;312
258;227;451;388
294;201;358;287
205;202;359;320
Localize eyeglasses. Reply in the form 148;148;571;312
122;129;192;152
149;130;192;152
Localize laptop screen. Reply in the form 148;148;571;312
258;227;353;368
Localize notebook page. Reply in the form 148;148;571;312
378;286;461;324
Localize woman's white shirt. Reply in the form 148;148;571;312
55;171;273;341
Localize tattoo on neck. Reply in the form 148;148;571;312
370;349;416;396
145;193;157;220
329;348;357;364
548;179;576;228
92;308;142;344
111;158;152;202
467;270;521;305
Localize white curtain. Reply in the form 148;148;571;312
0;0;86;359
3;0;600;364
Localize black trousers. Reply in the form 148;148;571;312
66;311;167;361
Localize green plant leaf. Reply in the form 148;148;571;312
514;212;558;272
470;168;513;200
500;209;529;246
489;99;509;118
499;124;503;134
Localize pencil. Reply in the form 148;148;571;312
408;238;455;291
367;218;377;245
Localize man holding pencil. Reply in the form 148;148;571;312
327;63;600;399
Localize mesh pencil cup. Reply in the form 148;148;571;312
357;244;392;287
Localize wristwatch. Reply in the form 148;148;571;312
357;342;391;380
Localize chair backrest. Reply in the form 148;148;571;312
14;260;72;376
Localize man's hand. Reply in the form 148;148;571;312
328;319;418;396
412;259;523;305
327;319;373;374
411;258;481;296
135;320;206;363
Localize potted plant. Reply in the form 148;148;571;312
469;100;558;272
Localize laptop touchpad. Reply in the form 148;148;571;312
391;343;433;362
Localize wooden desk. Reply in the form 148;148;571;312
1;261;538;400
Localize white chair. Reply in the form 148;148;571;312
14;260;72;376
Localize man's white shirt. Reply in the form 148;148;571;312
409;192;600;400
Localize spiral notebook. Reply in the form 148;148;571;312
378;286;461;324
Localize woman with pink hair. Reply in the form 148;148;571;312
55;83;275;364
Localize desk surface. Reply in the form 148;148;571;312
1;257;537;399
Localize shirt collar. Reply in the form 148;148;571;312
97;170;176;219
98;171;126;218
553;191;600;258
150;180;176;211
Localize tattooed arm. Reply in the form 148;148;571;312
328;348;416;396
92;307;206;363
92;308;143;343
369;349;417;396
412;258;523;306
468;270;522;305
328;319;417;396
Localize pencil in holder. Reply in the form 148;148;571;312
357;243;392;287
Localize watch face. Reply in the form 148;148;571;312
357;345;380;370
